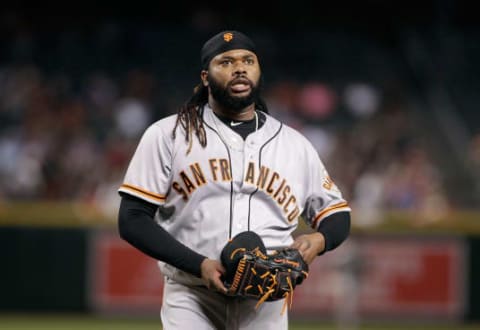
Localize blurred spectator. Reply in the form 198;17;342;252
351;171;385;227
265;80;303;129
382;144;450;221
297;82;337;120
343;83;380;119
0;23;460;224
113;98;150;139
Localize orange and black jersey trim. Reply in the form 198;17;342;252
120;183;166;203
311;201;350;229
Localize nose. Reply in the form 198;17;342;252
233;61;247;75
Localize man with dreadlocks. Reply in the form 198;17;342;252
118;31;351;329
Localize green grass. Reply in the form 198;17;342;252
0;315;159;330
0;315;478;330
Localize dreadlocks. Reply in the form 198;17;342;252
172;84;209;154
172;82;269;154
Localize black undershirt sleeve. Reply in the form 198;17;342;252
118;193;207;278
317;211;351;253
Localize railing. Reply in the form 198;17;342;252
1;202;479;234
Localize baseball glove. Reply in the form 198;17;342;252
221;231;309;314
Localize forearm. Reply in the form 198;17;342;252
317;211;351;253
292;211;351;263
118;194;207;277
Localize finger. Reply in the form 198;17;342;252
298;249;306;259
296;241;309;253
303;249;316;264
212;276;228;293
291;240;304;249
306;254;315;264
217;264;226;275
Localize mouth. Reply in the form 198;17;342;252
229;78;252;94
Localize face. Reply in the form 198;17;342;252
201;49;261;112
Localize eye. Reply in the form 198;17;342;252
245;58;255;65
220;59;232;66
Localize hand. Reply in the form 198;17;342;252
290;232;325;264
200;258;228;294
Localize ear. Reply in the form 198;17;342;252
200;70;209;87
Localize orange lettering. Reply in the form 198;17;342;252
266;172;279;194
209;159;219;181
190;163;206;186
172;181;188;201
245;162;255;184
219;159;231;181
256;166;270;189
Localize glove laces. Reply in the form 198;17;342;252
254;270;294;315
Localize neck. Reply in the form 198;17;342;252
209;97;256;121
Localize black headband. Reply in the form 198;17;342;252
200;31;257;69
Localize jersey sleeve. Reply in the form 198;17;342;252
301;142;351;230
118;122;172;205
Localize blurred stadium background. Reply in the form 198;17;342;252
0;1;479;329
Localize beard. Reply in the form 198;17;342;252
208;75;261;113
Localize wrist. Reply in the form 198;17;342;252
196;256;209;278
310;232;326;255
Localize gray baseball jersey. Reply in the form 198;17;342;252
118;104;350;286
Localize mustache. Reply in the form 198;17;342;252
228;77;253;88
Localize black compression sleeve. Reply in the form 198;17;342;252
118;193;207;278
317;211;351;252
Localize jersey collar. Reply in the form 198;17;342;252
202;104;282;144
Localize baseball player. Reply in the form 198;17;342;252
118;30;351;329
